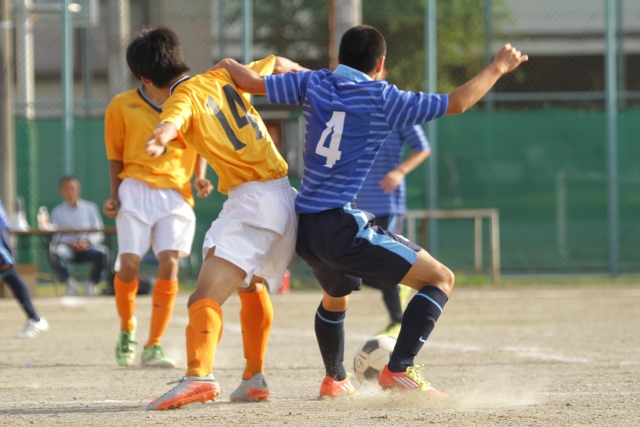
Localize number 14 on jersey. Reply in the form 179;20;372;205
315;111;345;168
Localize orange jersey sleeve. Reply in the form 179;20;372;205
161;60;287;195
104;99;125;161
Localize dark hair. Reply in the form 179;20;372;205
59;175;78;188
126;27;190;88
338;25;387;74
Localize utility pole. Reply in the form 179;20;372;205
108;0;130;97
0;0;15;217
329;0;361;70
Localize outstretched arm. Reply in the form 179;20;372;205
211;56;307;95
447;44;528;115
212;58;267;95
146;122;178;158
273;56;308;74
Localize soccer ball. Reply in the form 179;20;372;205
353;335;397;384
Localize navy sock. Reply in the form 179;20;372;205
1;268;40;321
315;303;347;381
388;286;448;373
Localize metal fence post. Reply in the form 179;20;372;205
425;0;438;256
605;0;619;276
62;0;74;175
0;0;15;217
242;0;253;64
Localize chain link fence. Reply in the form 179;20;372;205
10;0;640;285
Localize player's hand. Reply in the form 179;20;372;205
102;197;120;218
493;44;528;75
380;170;405;194
274;56;308;74
194;178;214;198
70;240;90;252
146;122;178;158
209;58;234;72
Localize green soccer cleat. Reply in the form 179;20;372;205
377;322;401;338
142;345;176;368
398;284;413;310
115;320;137;367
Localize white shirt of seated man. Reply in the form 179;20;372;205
50;177;104;252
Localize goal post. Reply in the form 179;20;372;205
403;209;501;284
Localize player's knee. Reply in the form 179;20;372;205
118;256;139;282
436;265;455;296
158;257;179;280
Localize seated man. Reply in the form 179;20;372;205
49;176;107;296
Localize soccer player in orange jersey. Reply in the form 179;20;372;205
103;28;213;368
120;29;304;409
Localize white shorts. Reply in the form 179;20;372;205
203;177;297;292
115;178;196;271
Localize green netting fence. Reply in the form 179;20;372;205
15;106;640;281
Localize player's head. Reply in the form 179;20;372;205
126;27;190;89
338;25;386;76
59;176;81;205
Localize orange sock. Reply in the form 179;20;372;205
146;278;178;348
185;299;223;378
114;275;138;332
239;286;273;380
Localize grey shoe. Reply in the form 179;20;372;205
230;373;269;402
84;281;97;297
147;375;220;410
64;279;78;296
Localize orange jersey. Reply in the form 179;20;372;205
104;86;198;206
161;55;288;195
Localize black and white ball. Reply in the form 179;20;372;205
353;335;397;384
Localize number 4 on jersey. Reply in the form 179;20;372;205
315;111;345;168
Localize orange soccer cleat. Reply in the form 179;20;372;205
230;373;270;402
378;365;446;396
146;375;220;410
319;374;358;398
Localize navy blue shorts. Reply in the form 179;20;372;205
371;214;405;236
296;204;422;298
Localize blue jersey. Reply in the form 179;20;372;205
0;199;9;231
356;125;430;216
264;65;447;213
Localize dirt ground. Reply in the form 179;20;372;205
1;285;639;426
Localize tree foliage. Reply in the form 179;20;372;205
249;0;507;93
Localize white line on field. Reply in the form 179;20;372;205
172;316;585;363
1;288;639;309
0;399;140;405
503;347;590;364
541;391;640;396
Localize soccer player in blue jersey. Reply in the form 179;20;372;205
357;120;430;338
216;25;527;397
0;198;49;338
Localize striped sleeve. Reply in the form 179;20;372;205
381;84;448;130
400;125;430;152
264;70;314;105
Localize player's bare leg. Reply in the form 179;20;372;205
143;250;180;368
379;249;454;395
316;292;357;398
114;253;141;366
231;278;273;402
148;248;246;410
